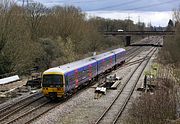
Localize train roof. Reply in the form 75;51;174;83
44;57;97;74
91;51;114;61
112;48;126;54
43;48;126;74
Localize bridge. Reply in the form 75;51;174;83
104;31;175;36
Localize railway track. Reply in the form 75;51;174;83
0;91;41;109
94;47;157;124
95;45;145;87
111;46;150;77
0;93;43;119
121;37;160;69
112;48;157;124
4;100;51;124
0;95;46;124
0;76;100;124
0;38;160;124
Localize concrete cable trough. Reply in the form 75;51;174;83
0;75;20;85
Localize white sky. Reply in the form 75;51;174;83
87;11;173;27
17;0;178;27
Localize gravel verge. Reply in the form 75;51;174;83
33;46;154;124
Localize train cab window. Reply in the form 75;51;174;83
42;74;63;87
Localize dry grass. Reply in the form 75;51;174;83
126;65;179;124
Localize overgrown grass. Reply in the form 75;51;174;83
126;65;178;124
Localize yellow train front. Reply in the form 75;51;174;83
42;69;65;99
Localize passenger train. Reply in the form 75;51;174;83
42;48;126;99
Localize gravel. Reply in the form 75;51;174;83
33;51;151;124
33;37;161;124
117;47;159;124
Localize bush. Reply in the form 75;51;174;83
127;79;177;124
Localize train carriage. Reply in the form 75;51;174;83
94;51;116;75
112;48;126;65
64;60;97;92
42;58;97;99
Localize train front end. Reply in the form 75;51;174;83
42;68;65;99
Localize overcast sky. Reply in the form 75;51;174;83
18;0;180;26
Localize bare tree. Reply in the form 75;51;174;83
0;1;15;51
24;2;45;41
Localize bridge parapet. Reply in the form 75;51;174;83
104;31;175;36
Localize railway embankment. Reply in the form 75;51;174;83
125;64;180;124
33;37;159;124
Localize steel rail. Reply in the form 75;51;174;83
5;100;50;124
112;48;157;124
8;47;154;124
0;95;44;124
0;92;41;112
94;47;157;124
